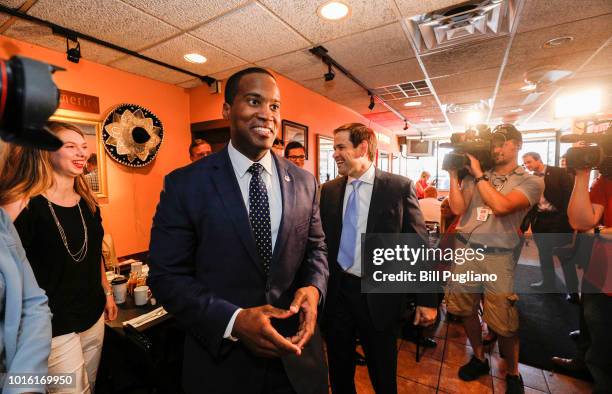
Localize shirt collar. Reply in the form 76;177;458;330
348;162;375;185
228;140;274;178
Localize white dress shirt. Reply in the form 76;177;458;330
343;163;375;277
224;141;283;340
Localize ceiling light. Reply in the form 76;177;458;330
403;101;421;107
368;95;375;110
184;53;207;64
324;63;335;81
403;121;408;130
509;108;523;113
466;111;482;124
520;84;536;92
318;1;350;21
66;38;81;64
555;89;602;118
543;36;574;49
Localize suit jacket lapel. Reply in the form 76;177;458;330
331;177;348;242
272;155;295;264
366;169;384;233
210;147;265;277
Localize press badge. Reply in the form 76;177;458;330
476;207;490;221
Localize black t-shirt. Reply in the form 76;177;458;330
14;195;105;337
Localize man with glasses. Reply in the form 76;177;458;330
445;124;543;394
284;141;305;168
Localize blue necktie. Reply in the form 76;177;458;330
338;180;362;271
247;163;272;274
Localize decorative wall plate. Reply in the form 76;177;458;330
102;104;163;167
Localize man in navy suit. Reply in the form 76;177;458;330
149;68;329;394
320;123;438;394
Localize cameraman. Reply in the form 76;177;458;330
560;164;612;393
445;124;543;394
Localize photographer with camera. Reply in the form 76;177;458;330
554;141;612;393
445;124;543;394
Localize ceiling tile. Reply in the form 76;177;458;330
431;67;499;95
421;36;509;77
509;15;612;67
258;0;398;44
335;95;377;115
110;56;193;84
518;0;612;33
141;34;245;76
357;58;424;87
191;2;310;62
122;0;249;30
299;72;364;100
394;0;466;18
3;19;125;64
209;63;256;81
579;43;612;73
27;0;179;51
439;88;496;105
323;22;415;68
501;50;592;85
0;1;33;26
177;78;202;88
257;49;326;82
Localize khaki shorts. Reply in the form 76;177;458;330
444;250;519;337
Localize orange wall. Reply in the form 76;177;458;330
190;72;397;174
0;36;191;257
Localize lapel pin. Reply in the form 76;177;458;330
284;175;291;182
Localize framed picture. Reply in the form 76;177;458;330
282;120;308;159
50;115;108;199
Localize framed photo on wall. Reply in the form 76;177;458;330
50;115;108;199
282;120;308;159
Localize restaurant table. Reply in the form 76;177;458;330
96;295;184;394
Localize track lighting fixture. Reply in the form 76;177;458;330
419;132;424;143
66;38;81;63
324;63;335;81
368;95;375;110
403;121;408;131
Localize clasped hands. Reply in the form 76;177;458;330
232;285;319;358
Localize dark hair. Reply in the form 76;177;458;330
224;67;276;105
333;123;377;161
87;153;97;166
189;138;210;156
522;151;542;161
284;141;304;157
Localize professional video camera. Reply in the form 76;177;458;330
0;56;61;150
561;124;612;177
440;124;494;173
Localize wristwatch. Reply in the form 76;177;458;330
474;174;489;184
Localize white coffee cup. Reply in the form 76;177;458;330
111;276;127;304
134;285;151;306
131;261;143;275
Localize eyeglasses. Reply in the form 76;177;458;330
287;155;305;160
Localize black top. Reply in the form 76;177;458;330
14;195;105;337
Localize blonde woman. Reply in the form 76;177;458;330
13;122;117;393
415;171;431;199
0;141;53;394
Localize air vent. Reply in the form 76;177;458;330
405;0;522;55
372;79;432;102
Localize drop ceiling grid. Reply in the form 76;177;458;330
26;0;180;51
138;33;246;75
190;2;311;63
119;0;251;31
517;0;612;34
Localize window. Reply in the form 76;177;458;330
390;142;452;190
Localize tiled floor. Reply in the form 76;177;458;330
352;311;594;393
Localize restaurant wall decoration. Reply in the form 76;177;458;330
102;103;164;167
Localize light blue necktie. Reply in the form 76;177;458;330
338;180;362;271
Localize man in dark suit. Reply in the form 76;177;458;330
319;123;438;394
523;152;578;301
149;68;329;394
